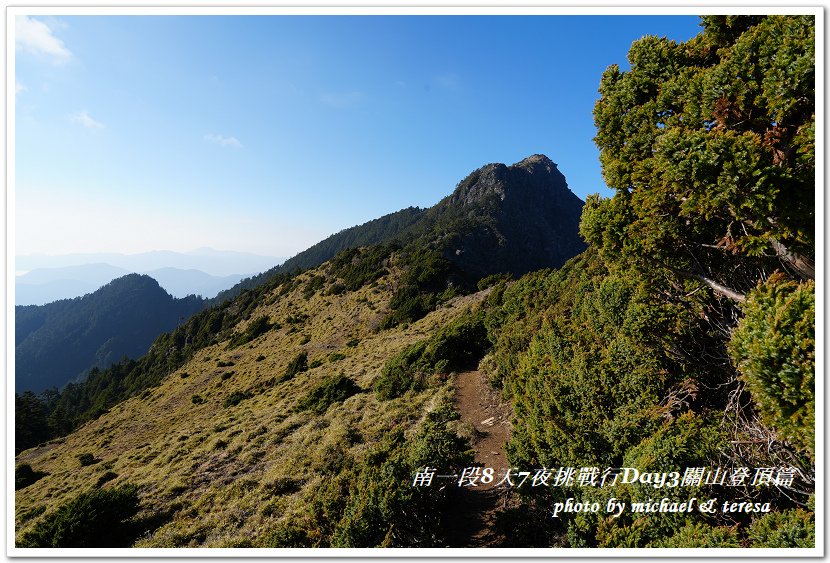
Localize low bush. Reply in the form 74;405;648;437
77;453;96;467
223;391;250;408
374;311;489;399
17;485;140;547
229;315;273;348
15;464;47;490
95;471;118;488
298;374;360;414
747;509;815;548
729;275;815;456
282;352;308;382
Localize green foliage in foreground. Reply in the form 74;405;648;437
747;508;815;548
477;14;814;548
729;274;815;456
260;398;474;547
588;15;814;294
17;485;140;548
653;522;741;548
485;246;813;547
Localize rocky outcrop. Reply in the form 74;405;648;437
439;154;586;280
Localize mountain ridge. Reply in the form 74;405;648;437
215;154;585;304
16;274;206;393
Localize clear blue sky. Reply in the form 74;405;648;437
15;14;702;257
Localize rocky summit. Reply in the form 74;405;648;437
440;154;586;280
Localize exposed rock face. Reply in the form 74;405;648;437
441;154;587;280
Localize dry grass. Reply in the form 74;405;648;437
15;264;489;547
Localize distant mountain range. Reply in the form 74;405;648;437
17;248;283;277
16;265;249;305
15;248;285;306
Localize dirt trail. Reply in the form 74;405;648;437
446;370;513;547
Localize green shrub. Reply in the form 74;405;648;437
327;282;347;296
346;338;360;348
654;522;741;547
223;391;250;408
309;359;324;369
282;352;308;382
477;273;512;291
329;352;346;363
17;485;140;547
328;246;393;292
374;312;489;399
748;509;814;547
303;275;326;299
373;341;427;400
229;315;273;348
95;471;118;488
326;399;473;547
259;521;311;547
191;394;204;405
729;274;815;456
298;374;360;413
15;464;47;490
77;453;96;467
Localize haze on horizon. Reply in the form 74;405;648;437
14;12;702;258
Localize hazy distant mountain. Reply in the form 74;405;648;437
17;248;284;278
141;268;246;299
16;264;130;306
15;274;206;393
16;265;248;305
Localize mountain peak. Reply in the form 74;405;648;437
437;154;586;280
512;153;556;170
450;153;570;209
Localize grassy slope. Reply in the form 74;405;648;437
15;262;488;547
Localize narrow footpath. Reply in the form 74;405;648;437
446;370;513;547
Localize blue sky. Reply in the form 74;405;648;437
15;14;702;257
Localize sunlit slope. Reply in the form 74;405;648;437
15;259;489;547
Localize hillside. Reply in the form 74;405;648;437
212;207;427;303
15;259;492;547
16;154;586;450
13;153;588;548
15;275;206;394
